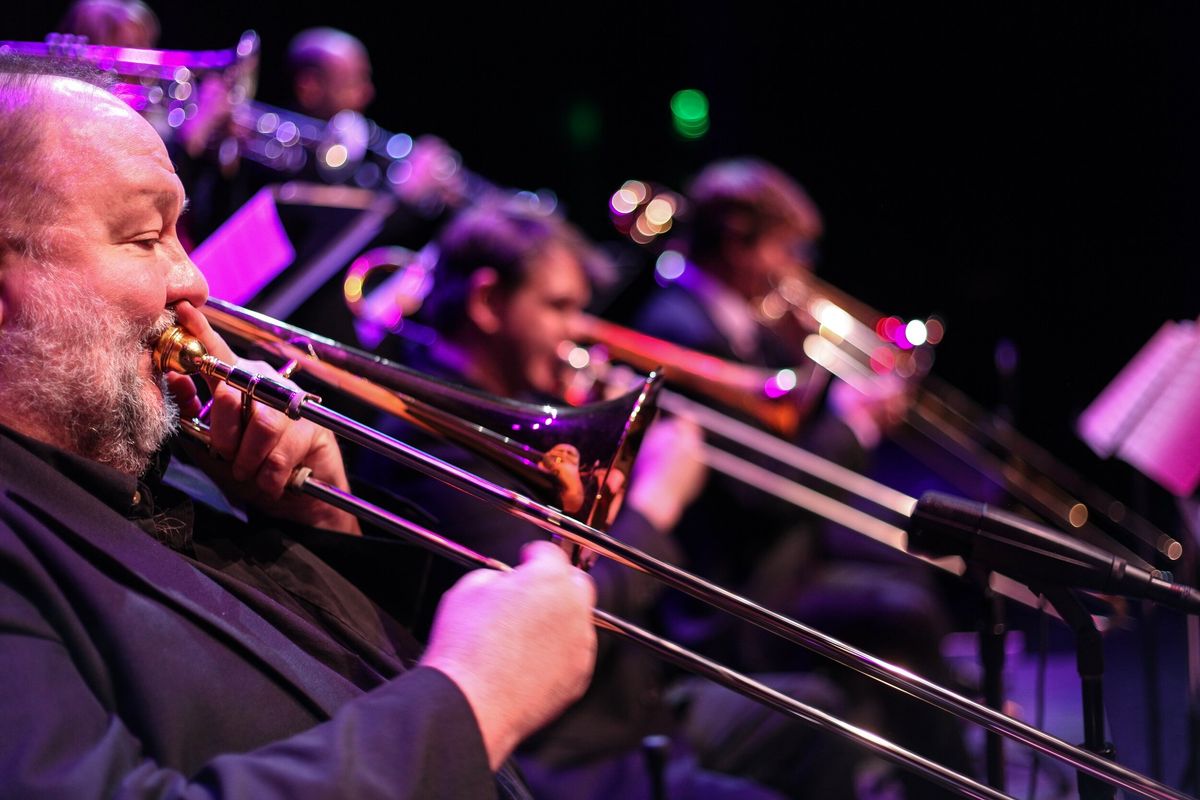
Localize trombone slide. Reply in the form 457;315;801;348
160;324;1194;800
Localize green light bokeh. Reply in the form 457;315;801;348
671;88;710;139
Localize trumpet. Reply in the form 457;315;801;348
155;303;1197;800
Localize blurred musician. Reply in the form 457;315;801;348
55;0;249;248
629;157;973;799
356;199;863;799
285;26;376;120
262;27;468;345
280;26;468;214
631;156;929;645
0;55;597;799
56;0;159;49
54;0;226;165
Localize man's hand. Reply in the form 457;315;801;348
828;374;911;450
627;415;708;533
391;135;469;212
166;302;360;534
176;76;236;162
420;541;597;770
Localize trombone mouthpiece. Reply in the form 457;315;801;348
154;327;209;375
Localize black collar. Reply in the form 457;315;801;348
0;423;192;550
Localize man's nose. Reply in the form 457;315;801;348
167;255;209;308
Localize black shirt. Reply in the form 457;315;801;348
3;424;419;682
2;422;533;799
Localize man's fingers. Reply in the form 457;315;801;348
174;301;236;363
205;383;248;461
229;405;289;487
165;373;202;419
519;540;596;605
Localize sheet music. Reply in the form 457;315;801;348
1078;320;1200;497
189;187;295;305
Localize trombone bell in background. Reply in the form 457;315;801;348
343;245;437;350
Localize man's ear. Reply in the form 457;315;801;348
465;267;503;334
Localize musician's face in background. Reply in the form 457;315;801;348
726;223;818;301
85;18;156;49
296;49;376;119
494;244;590;398
59;0;160;49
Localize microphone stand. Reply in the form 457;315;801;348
1175;496;1200;795
907;489;1200;796
973;570;1009;793
1036;584;1118;800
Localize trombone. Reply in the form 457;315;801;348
566;309;1181;580
158;299;1196;800
0;32;262;171
602;178;1182;569
333;247;1161;616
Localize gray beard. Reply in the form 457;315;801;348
0;270;179;476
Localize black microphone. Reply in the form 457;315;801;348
907;491;1200;615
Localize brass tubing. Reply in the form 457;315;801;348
160;326;1194;800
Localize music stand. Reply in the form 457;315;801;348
1078;319;1200;498
1078;318;1200;793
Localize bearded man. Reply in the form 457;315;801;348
0;57;596;799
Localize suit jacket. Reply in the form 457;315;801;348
630;280;798;366
630;280;868;539
0;429;499;799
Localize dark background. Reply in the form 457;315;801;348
9;2;1199;534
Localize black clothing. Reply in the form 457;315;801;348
629;276;978;800
350;351;857;799
0;423;524;798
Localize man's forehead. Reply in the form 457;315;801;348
37;75;133;120
527;245;590;294
46;85;170;165
31;78;183;215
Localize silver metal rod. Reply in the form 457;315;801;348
296;472;1015;800
699;442;958;569
213;360;1195;800
660;389;917;517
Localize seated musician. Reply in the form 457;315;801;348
629;156;975;799
281;26;467;212
355;199;866;799
55;0;251;249
56;0;159;49
0;55;598;799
